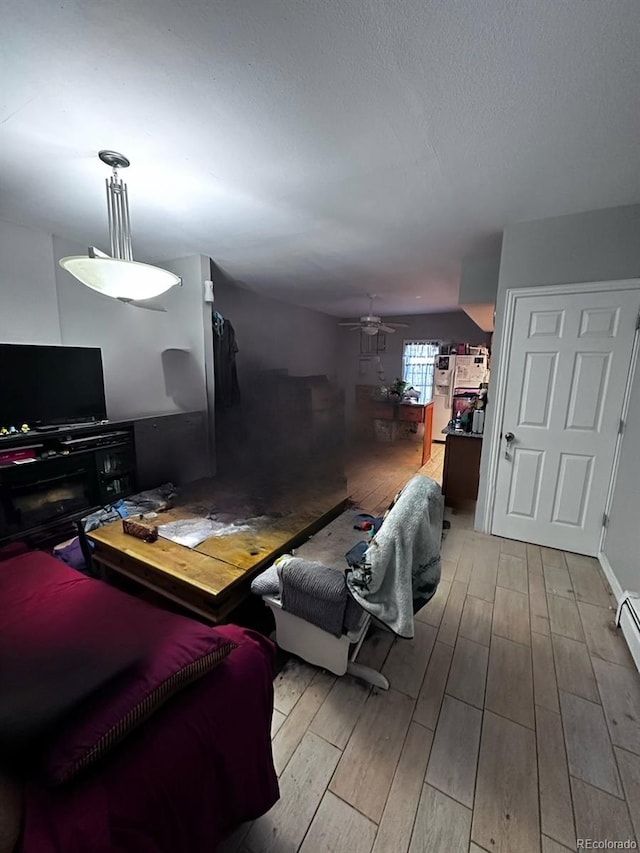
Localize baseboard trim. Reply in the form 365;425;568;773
598;551;639;672
598;551;624;603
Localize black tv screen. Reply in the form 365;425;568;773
0;344;107;428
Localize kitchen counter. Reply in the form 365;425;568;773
355;386;434;464
441;427;484;439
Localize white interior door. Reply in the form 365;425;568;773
492;287;639;555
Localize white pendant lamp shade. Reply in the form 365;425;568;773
59;256;181;300
59;150;180;301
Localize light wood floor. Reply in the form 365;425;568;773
221;441;640;853
346;439;446;516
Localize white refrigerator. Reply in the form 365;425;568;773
454;354;489;389
433;355;457;439
433;354;489;438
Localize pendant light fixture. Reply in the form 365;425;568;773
59;151;181;301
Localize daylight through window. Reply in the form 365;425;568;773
402;340;440;403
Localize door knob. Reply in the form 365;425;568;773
504;431;515;459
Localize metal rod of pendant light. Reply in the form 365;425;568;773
98;151;136;262
59;149;181;301
115;178;123;259
110;172;120;259
122;180;133;261
114;172;125;260
118;174;126;260
105;178;115;258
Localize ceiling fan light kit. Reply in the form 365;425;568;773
338;294;410;336
59;151;181;302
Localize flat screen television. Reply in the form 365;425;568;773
0;344;107;428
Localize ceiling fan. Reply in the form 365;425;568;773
339;295;409;336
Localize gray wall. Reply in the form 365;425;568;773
0;220;61;344
54;236;211;421
212;269;339;383
497;205;640;292
210;267;341;479
478;205;640;597
605;366;640;594
459;252;501;304
338;310;490;427
1;219;214;477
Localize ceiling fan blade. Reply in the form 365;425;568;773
338;322;360;327
379;324;397;334
387;322;410;328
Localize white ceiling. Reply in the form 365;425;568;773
2;1;640;317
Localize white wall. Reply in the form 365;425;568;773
477;205;640;597
0;220;61;344
338;310;490;427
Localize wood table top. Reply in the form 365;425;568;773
88;477;348;600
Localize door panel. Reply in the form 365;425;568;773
565;352;610;431
529;309;565;338
579;306;619;338
507;449;544;518
492;288;639;555
551;453;593;527
519;352;557;427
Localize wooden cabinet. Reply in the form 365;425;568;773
421;403;434;464
355;386;433;465
400;405;425;423
442;432;483;508
133;411;210;489
394;402;434;465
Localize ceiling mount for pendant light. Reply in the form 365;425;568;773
59;150;181;301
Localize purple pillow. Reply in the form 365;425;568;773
0;551;235;784
53;537;87;571
46;623;234;784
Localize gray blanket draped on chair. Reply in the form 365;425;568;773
345;474;444;639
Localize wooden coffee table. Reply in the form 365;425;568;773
88;478;348;623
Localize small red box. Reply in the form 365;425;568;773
0;448;37;465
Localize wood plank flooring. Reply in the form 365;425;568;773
230;441;640;853
345;438;445;516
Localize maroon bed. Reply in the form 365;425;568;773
0;550;279;853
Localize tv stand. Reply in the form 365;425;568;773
0;410;211;548
0;421;137;544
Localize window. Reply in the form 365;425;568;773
402;340;440;403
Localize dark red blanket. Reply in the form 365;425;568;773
21;624;279;853
0;551;278;853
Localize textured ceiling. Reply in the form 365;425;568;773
2;0;640;317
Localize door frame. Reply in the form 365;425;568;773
482;278;640;549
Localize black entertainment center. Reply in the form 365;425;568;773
0;343;137;543
0;420;138;543
0;343;212;546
